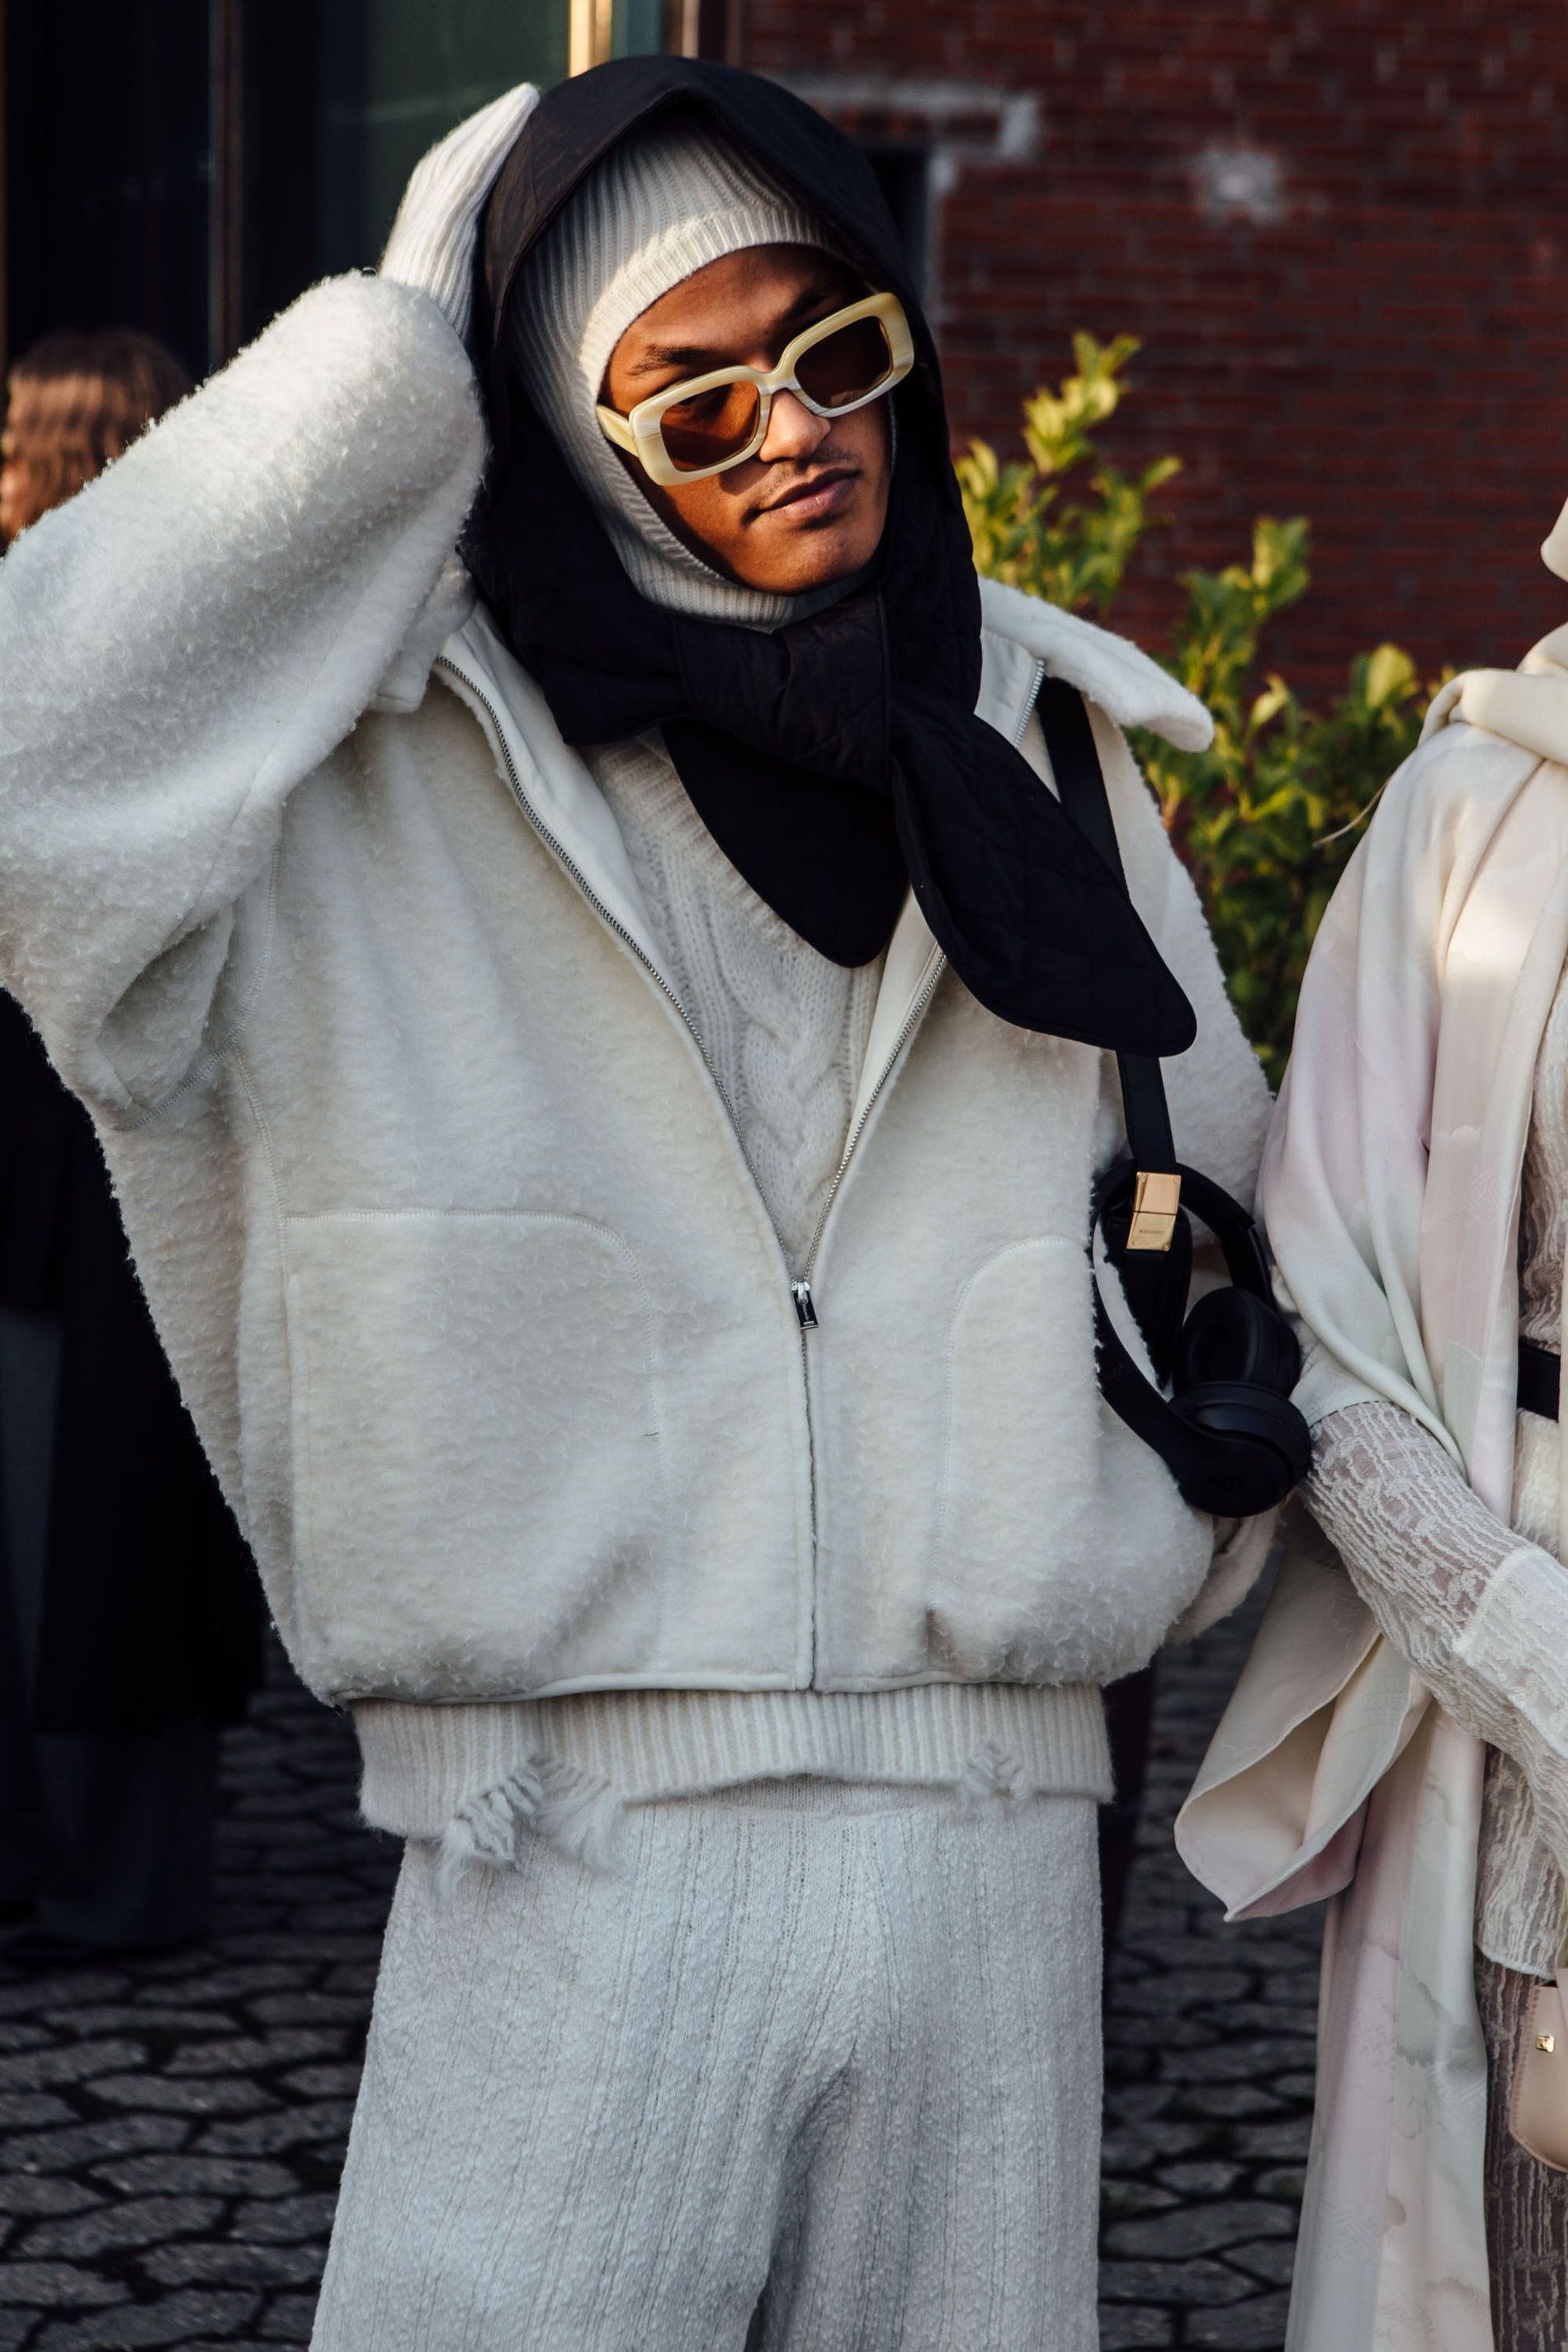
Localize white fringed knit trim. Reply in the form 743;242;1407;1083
434;1731;1076;1894
363;1682;1112;1873
436;1755;625;1896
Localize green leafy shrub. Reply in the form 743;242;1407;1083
957;335;1440;1083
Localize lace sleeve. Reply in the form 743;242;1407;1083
1307;1399;1568;1878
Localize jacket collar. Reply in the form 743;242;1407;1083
437;603;667;980
976;574;1213;751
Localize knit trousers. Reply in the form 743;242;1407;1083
311;1778;1103;2352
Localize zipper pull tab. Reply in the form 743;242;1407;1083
791;1279;819;1331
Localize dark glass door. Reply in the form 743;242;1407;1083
4;0;213;380
314;2;573;280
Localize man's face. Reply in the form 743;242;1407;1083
602;244;894;596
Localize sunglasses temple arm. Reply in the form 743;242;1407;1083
594;404;640;456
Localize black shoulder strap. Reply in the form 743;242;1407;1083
1035;677;1177;1175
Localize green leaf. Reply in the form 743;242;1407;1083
1363;642;1417;711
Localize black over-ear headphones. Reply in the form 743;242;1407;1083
1038;681;1312;1518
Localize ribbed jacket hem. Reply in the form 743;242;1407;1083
354;1683;1112;1839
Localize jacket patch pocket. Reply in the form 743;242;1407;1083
283;1211;667;1697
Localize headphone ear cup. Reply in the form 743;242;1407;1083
1173;1384;1314;1515
1175;1287;1301;1397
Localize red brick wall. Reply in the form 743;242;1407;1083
746;1;1568;694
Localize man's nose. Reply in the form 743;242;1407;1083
758;389;830;464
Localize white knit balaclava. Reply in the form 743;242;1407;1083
515;117;845;629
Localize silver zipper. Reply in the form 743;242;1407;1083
1013;658;1047;747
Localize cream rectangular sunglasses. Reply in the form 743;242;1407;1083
596;290;914;487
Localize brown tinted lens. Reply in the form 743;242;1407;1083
659;378;763;472
795;316;895;411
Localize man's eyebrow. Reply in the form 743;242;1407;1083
624;280;853;382
624;341;724;380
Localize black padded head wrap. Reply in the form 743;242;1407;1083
465;57;1195;1051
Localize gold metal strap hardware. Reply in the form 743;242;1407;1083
1126;1170;1183;1254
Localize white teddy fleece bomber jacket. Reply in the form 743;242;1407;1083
0;276;1272;1837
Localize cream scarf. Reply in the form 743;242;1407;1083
1177;522;1568;2351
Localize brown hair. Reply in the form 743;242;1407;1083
1;329;191;540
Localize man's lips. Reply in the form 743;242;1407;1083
753;467;859;522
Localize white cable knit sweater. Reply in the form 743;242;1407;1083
588;731;884;1272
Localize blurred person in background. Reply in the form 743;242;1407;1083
0;330;262;1966
0;64;1277;2350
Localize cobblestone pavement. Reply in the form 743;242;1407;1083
0;1590;1319;2349
1099;1589;1320;2351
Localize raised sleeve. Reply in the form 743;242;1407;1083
0;272;485;1119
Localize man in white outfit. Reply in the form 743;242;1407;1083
0;56;1273;2351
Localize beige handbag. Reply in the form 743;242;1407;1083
1510;1973;1568;2170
